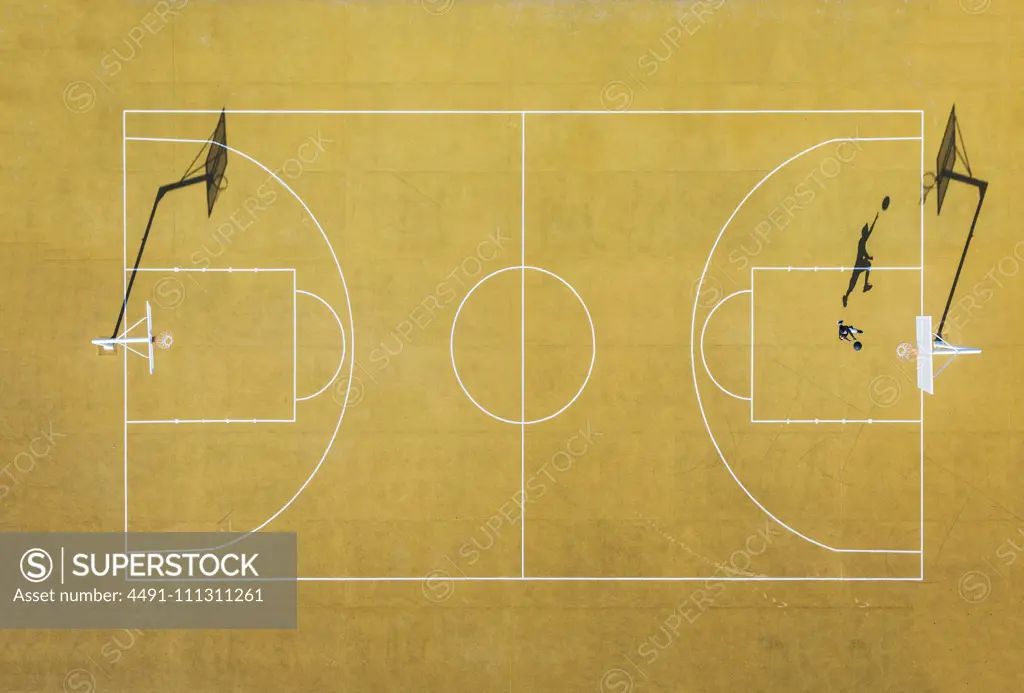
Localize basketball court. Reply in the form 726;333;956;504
2;1;1022;691
100;108;978;582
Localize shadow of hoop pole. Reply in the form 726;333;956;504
935;171;988;342
932;105;989;343
109;109;227;339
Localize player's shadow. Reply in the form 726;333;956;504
841;195;890;308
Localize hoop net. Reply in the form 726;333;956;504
154;330;174;350
896;342;918;361
204;109;228;216
920;171;937;206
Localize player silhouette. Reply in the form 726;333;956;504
842;198;889;307
838;320;864;349
842;222;874;307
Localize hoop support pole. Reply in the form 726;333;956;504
92;337;150;347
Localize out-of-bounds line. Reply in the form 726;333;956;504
520;112;526;578
295;575;922;582
127;109;927;116
128;267;295;272
127;419;295;424
751;266;922;272
123;109;128;537
919;112;926;579
295;289;347;402
293;273;297;421
700;289;752;401
122;135;354;554
690;135;923;556
750;268;755;421
753;419;921;425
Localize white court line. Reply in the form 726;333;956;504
295;289;347;402
123;135;355;544
692;135;925;556
753;419;922;425
295;575;922;582
449;265;596;426
750;269;754;421
749;265;925;419
128;267;294;272
293;272;297;420
751;266;922;272
700;289;752;401
125;574;921;582
520;111;526;579
127;109;926;116
145;301;154;375
122;109;128;537
920;111;926;578
127;419;295;424
120;115;927;576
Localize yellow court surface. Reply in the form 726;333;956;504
2;1;1024;691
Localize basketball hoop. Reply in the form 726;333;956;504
154;330;174;350
921;171;937;206
896;342;917;362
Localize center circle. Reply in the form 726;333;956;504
450;265;595;425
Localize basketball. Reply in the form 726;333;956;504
882;196;890;211
854;341;863;351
